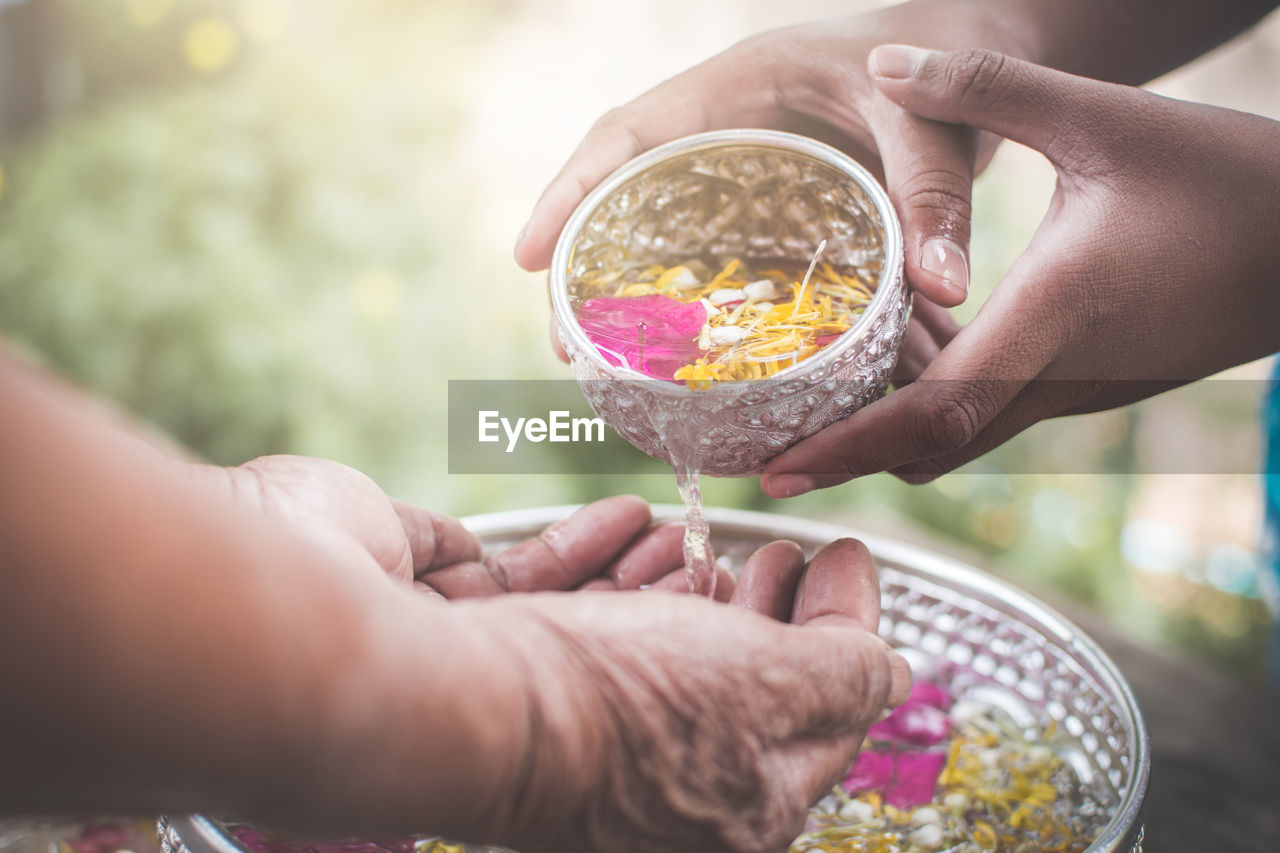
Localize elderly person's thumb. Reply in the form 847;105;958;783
868;45;1135;172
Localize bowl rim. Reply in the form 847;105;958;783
548;128;906;395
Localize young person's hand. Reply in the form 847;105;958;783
761;46;1280;494
515;0;1042;326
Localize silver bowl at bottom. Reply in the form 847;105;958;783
161;505;1148;853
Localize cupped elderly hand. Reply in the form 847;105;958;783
761;46;1280;494
212;455;481;585
415;496;737;600
211;457;730;597
514;1;1042;321
210;457;906;852
465;537;909;853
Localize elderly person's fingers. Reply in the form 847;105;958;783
392;499;483;576
729;540;807;621
780;624;912;738
792;538;882;632
419;496;652;598
774;732;865;807
648;565;736;601
603;520;686;589
478;574;910;853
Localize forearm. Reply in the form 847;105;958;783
991;0;1279;84
0;350;524;834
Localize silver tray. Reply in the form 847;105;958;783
162;505;1148;853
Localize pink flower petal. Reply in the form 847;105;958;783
841;749;947;809
886;751;948;808
868;702;951;746
867;681;952;746
69;822;149;853
842;749;898;793
576;295;706;381
229;827;419;853
909;681;952;710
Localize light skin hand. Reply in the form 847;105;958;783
0;352;535;830
193;455;483;585
760;45;1280;495
461;537;910;853
191;459;733;599
4;349;904;846
418;500;737;601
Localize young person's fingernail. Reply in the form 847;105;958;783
920;236;969;298
764;474;816;498
870;45;929;80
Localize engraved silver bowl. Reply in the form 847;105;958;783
160;506;1148;853
549;129;910;477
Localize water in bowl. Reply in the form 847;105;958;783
570;246;879;594
568;247;875;389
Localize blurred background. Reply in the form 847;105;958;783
1;0;1277;680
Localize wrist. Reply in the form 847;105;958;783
444;598;613;850
975;0;1056;64
275;594;536;839
870;0;1049;60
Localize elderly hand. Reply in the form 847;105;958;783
209;455;480;584
210;458;732;597
463;537;909;853
514;1;1043;327
761;46;1280;494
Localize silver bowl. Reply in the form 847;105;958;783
549;129;910;477
160;506;1148;853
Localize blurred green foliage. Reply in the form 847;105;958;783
1;0;486;471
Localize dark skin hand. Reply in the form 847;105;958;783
516;0;1278;340
514;0;1279;486
761;45;1280;492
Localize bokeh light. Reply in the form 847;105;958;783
183;15;238;74
126;0;172;29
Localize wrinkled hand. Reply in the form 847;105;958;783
470;538;910;853
761;46;1280;494
214;455;480;584
515;1;1039;321
213;457;728;596
414;495;736;600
